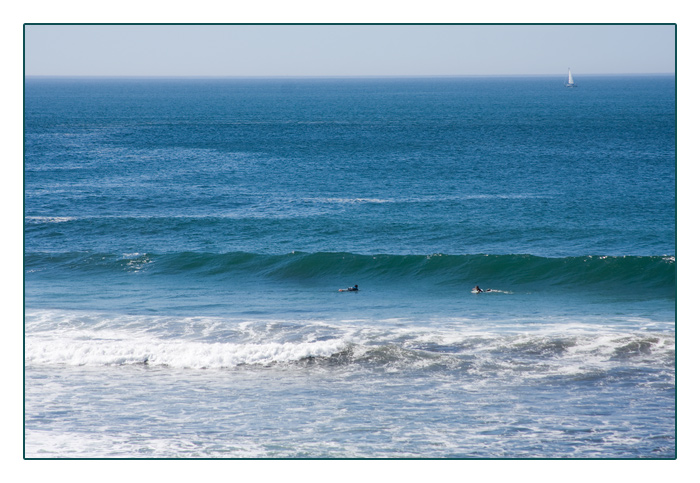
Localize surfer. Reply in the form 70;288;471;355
473;285;483;293
339;285;359;292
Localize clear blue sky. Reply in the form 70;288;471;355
24;24;675;77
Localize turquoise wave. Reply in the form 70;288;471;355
25;251;676;292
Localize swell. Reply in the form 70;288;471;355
25;251;676;292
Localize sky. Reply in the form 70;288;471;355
24;24;676;77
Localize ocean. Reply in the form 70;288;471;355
24;75;676;458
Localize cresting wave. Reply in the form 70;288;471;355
26;250;676;291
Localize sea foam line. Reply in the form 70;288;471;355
25;333;350;369
25;216;76;224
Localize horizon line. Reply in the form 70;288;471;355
24;73;676;79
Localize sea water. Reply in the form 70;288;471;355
24;76;676;458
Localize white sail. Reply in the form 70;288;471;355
568;68;574;85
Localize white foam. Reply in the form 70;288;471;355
120;252;153;271
24;310;675;379
25;329;350;369
24;429;270;458
307;197;392;204
25;216;76;223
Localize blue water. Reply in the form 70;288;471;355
24;76;676;458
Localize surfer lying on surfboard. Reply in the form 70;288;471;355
472;285;492;294
339;285;359;292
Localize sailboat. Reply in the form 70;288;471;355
565;68;576;87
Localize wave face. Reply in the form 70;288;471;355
25;251;676;293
